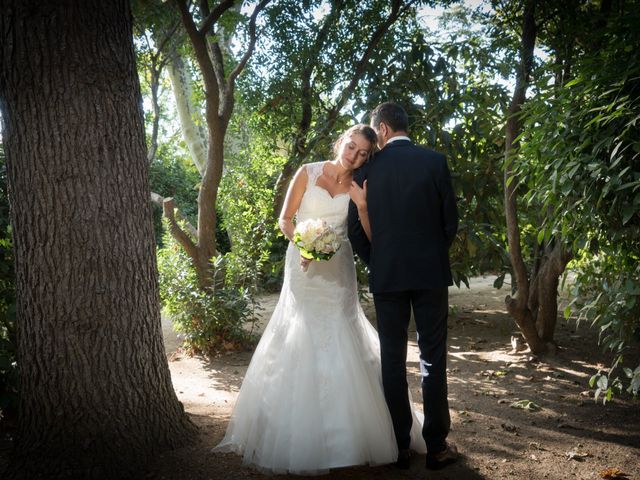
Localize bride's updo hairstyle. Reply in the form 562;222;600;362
333;124;378;161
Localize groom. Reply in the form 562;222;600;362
348;102;459;470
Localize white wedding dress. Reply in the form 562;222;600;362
214;162;426;475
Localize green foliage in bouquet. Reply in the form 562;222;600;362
157;227;259;355
293;231;338;262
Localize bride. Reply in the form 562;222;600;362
214;124;425;475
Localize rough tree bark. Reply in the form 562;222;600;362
0;1;196;478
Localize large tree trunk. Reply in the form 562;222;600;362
0;1;196;478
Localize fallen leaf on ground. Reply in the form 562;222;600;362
565;450;590;461
528;441;547;451
599;467;630;479
510;399;542;411
501;423;518;433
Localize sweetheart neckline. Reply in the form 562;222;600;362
311;184;350;200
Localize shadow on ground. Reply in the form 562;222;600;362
153;276;640;480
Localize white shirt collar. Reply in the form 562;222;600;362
386;136;411;144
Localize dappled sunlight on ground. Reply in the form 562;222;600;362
153;275;640;480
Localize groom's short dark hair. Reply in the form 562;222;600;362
370;102;408;133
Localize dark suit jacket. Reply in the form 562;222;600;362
348;139;458;293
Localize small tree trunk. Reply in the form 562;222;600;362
503;0;547;354
166;48;207;176
532;242;572;342
147;68;161;163
0;1;196;478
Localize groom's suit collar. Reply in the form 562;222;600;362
381;136;412;150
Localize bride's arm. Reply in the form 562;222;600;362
349;180;371;241
278;166;308;241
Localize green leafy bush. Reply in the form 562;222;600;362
569;252;640;402
218;107;289;292
148;144;199;245
0;145;17;420
516;7;640;400
157;229;259;355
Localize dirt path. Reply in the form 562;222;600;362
151;276;640;480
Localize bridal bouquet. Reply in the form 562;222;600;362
293;219;341;271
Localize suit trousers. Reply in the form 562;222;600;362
373;288;451;454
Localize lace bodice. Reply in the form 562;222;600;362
296;162;350;239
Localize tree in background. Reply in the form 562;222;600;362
353;4;514;288
0;1;196;477
132;0;207;244
131;0;271;353
500;0;567;355
242;0;431;216
517;0;640;398
161;0;271;290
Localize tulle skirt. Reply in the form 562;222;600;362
213;242;425;475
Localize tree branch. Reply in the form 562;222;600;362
156;19;181;56
174;0;221;117
222;0;271;120
199;0;211;18
198;0;235;35
295;0;346;153
151;192;198;238
208;39;227;102
504;0;536;308
328;0;412;120
166;47;207;175
163;197;199;257
147;69;161;163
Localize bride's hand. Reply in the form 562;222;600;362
349;180;367;209
300;256;312;271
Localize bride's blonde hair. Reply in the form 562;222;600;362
333;124;378;160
